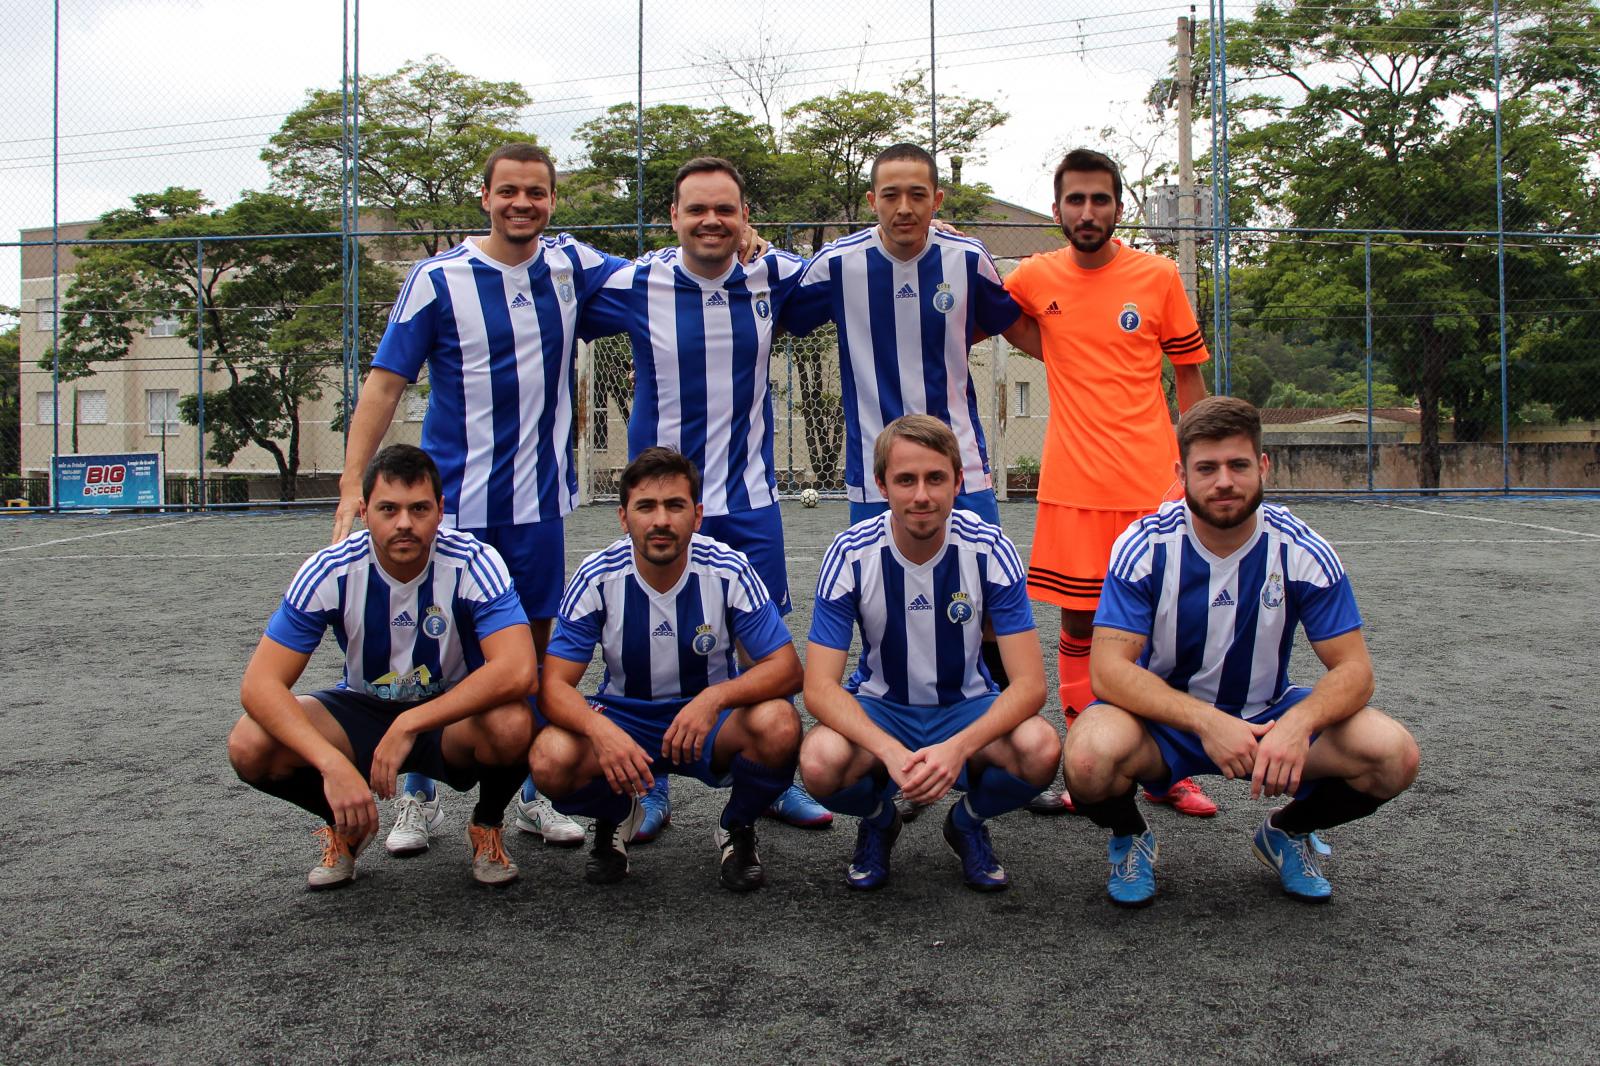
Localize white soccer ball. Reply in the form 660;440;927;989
798;488;820;508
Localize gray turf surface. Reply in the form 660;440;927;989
3;497;1598;1064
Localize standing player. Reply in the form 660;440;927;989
800;416;1059;891
579;156;832;837
1004;148;1218;817
333;143;605;851
1065;398;1420;906
530;448;804;890
229;445;536;890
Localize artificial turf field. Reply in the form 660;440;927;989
3;496;1596;1063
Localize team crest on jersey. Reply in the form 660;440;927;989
691;624;719;656
422;605;449;639
1118;302;1142;332
555;271;574;303
946;591;974;625
1261;571;1285;610
754;291;771;319
932;283;956;314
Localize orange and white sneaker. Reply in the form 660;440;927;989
1144;777;1219;818
467;824;519;886
307;824;375;891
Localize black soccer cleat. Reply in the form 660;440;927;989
715;823;767;892
586;798;645;885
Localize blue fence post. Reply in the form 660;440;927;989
1492;0;1510;493
50;0;60;511
1364;236;1374;493
195;240;206;507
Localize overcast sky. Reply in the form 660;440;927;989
1;0;1207;316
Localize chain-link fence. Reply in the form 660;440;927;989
5;1;1597;509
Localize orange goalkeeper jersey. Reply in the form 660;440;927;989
1004;241;1209;510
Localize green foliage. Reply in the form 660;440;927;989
1208;0;1600;482
0;326;18;474
263;56;531;257
45;189;396;499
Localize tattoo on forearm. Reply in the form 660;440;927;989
1095;632;1145;649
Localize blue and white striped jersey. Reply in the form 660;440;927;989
265;528;528;702
809;510;1035;706
547;532;793;719
782;228;1022;503
578;247;807;516
372;235;625;527
1096;501;1363;719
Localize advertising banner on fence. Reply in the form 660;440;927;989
53;453;164;510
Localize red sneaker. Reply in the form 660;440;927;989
1144;777;1218;817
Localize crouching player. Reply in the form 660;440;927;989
229;444;536;890
530;448;803;891
1067;397;1421;906
800;416;1060;891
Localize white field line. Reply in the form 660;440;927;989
1367;502;1600;539
0;514;214;553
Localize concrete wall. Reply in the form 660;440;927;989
1266;442;1600;490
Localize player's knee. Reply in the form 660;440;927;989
1376;714;1421;796
479;702;533;764
1062;708;1131;793
1013;716;1063;782
799;728;852;795
528;727;583;791
226;716;273;781
747;700;801;764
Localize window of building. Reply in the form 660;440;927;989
77;390;108;425
148;315;181;338
35;297;57;332
147;389;181;435
36;392;57;425
1015;380;1031;418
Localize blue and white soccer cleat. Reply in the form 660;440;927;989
941;808;1010;891
1253;812;1332;902
1106;829;1159;907
633;777;672;844
764;783;835;828
846;809;902;890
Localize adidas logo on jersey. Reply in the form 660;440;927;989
1211;589;1236;608
393;611;417;627
908;594;933;611
895;283;917;299
1044;300;1062;315
653;621;675;637
510;292;532;309
706;292;727;307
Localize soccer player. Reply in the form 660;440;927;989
333;143;605;852
1004;148;1218;818
783;143;1038;528
578;156;832;838
1066;397;1420;906
800;416;1060;891
530;448;804;891
229;445;537;890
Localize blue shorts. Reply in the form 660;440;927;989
855;691;999;791
453;519;565;622
596;700;738;787
700;503;790;616
1138;686;1316;795
306;687;479;792
849;488;1001;528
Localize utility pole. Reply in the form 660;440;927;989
1176;14;1198;306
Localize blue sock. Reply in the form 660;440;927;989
818;775;896;827
963;766;1040;821
551;778;631;823
721;756;793;829
400;772;436;802
519;775;539;803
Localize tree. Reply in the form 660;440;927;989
263;56;531;257
45;189;396;500
1210;0;1600;485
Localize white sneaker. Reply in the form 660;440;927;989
307;825;375;891
385;790;445;856
513;790;585;846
